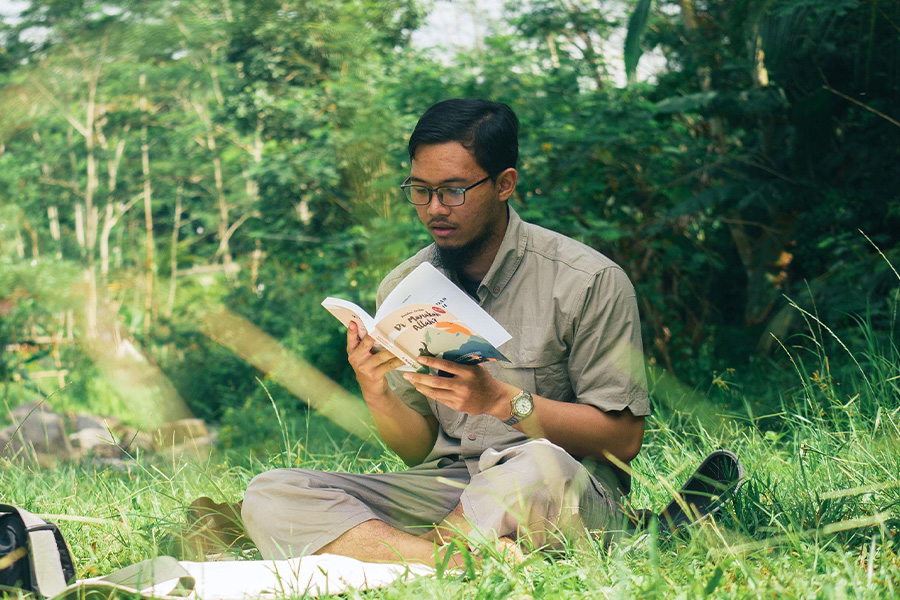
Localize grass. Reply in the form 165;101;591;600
2;311;899;598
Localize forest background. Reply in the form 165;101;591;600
1;1;900;596
1;0;897;431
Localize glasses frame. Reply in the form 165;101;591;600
400;175;492;207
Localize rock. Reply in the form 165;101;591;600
69;414;111;432
68;427;112;451
155;419;209;447
159;431;216;460
115;427;155;455
7;403;73;459
71;426;155;458
3;404;211;468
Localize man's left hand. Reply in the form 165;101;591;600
402;356;517;420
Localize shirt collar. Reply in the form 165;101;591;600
478;204;527;300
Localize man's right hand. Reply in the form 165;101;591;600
346;321;405;405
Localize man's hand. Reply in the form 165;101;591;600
346;321;404;406
345;321;438;466
402;356;517;420
404;355;644;465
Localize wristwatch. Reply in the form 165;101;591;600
503;389;534;426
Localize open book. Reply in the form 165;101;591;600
322;262;511;372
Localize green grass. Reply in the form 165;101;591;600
2;315;899;598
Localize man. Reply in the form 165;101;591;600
242;98;649;564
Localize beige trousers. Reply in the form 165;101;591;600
242;439;619;559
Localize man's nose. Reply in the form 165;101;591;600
426;192;451;216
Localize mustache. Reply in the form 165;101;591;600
427;219;456;228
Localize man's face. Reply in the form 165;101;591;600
409;142;508;264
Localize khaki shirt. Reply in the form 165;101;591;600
377;206;650;493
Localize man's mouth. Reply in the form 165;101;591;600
429;222;457;237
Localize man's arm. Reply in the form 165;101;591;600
403;358;643;464
346;322;438;466
404;266;648;464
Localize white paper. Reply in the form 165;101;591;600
375;262;511;348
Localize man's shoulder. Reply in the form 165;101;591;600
376;246;434;306
522;220;621;276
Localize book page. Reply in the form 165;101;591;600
321;297;377;339
375;262;511;348
321;297;422;371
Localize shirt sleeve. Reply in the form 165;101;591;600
567;267;650;416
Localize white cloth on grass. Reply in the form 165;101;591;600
72;554;433;600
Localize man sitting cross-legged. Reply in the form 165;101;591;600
241;98;650;565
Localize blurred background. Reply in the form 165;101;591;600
0;0;898;445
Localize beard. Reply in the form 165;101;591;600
431;222;494;275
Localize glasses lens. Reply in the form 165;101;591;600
437;187;465;206
403;185;431;205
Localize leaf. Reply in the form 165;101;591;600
624;0;653;84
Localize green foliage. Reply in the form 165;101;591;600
624;0;653;83
0;0;898;419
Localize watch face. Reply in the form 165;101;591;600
513;395;533;416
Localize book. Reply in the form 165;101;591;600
322;262;511;372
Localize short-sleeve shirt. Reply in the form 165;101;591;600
377;206;650;493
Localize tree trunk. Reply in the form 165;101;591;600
166;182;184;319
83;71;101;339
140;73;155;339
210;132;234;276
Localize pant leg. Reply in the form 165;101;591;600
460;439;618;549
242;458;469;559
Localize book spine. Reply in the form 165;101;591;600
370;330;420;370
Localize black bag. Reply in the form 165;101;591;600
0;504;75;597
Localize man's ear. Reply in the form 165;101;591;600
496;168;518;201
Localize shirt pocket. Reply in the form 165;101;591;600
493;325;570;400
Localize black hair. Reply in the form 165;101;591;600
408;98;519;177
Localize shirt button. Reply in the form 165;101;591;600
493;286;500;294
467;433;477;441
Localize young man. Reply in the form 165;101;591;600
242;99;649;564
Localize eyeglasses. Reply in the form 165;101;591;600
400;175;492;207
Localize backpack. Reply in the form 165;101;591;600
0;503;76;597
1;504;193;599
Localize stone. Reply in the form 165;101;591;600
6;402;73;459
68;427;111;451
71;426;155;458
155;419;209;447
9;401;43;424
115;427;155;455
69;414;110;432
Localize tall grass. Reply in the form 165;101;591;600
2;299;899;598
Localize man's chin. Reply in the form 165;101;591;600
433;242;476;273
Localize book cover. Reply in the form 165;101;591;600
322;263;511;372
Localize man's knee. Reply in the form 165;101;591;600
486;440;586;495
242;469;321;529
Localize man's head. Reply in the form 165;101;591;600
408;98;519;176
406;99;519;278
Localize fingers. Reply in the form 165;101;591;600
346;321;362;353
410;384;457;405
350;337;404;381
417;355;469;376
372;356;405;379
403;371;458;392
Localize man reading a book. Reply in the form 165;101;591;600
242;99;650;564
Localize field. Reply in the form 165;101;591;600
3;312;899;600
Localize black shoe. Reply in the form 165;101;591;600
656;449;744;535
